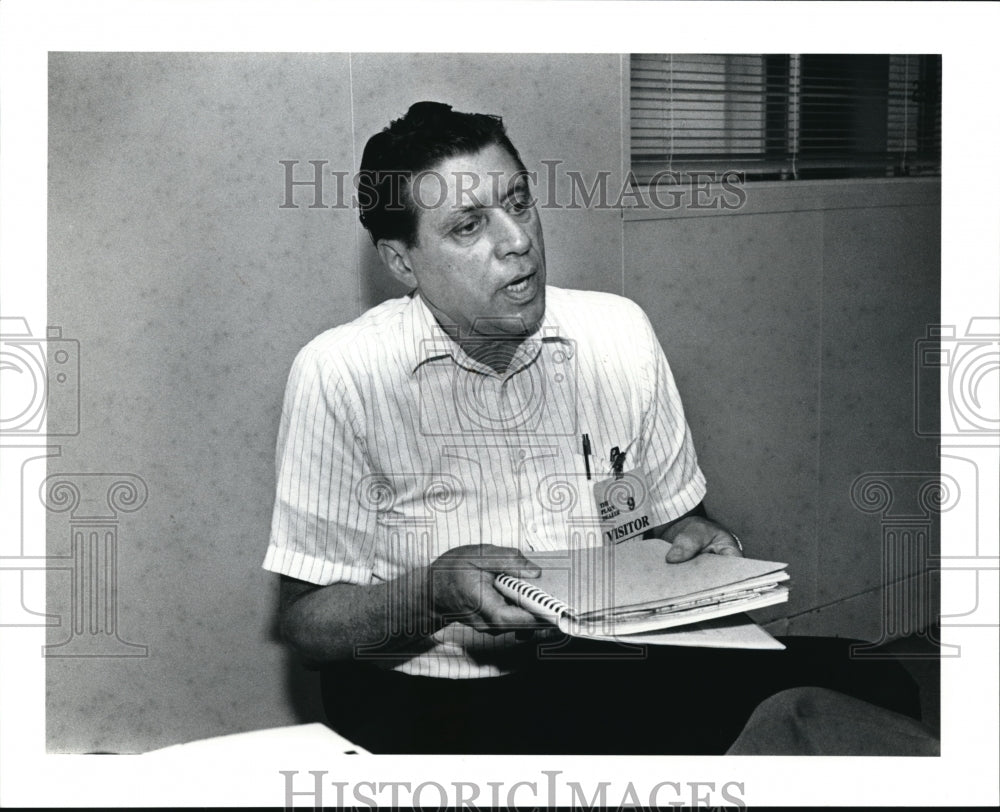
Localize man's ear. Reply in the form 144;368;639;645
376;239;418;288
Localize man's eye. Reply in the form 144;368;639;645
453;217;483;237
508;189;535;215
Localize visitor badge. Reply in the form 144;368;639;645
593;467;653;545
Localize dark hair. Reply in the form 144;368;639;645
357;101;525;246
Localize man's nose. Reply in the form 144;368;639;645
492;210;531;257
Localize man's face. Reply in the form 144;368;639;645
398;143;546;339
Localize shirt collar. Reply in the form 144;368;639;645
401;288;570;378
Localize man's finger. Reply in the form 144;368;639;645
477;590;541;633
665;534;704;563
702;529;744;557
437;545;542;578
709;540;744;557
515;625;563;641
470;547;541;579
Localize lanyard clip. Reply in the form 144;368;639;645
610;446;626;479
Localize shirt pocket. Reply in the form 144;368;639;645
521;446;604;551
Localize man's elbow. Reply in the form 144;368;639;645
278;597;346;664
278;602;305;650
278;602;314;660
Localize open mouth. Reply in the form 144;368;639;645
504;272;535;294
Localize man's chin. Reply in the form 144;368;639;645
470;297;546;338
508;303;546;339
519;286;546;336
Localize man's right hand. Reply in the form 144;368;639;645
428;544;543;635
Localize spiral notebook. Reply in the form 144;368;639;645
494;537;789;647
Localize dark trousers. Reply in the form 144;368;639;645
321;636;923;754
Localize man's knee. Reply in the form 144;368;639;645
727;686;939;756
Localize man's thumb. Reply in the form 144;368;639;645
504;553;541;579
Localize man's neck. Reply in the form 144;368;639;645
430;319;528;374
461;333;526;374
419;294;532;375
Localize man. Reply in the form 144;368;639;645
264;102;919;754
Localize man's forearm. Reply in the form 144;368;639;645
646;501;744;560
647;500;709;540
278;543;544;663
279;570;442;663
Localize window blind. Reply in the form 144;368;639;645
630;54;941;184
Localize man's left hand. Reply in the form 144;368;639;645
659;516;744;562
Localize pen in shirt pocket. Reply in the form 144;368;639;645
581;433;592;480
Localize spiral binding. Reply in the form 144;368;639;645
495;574;572;618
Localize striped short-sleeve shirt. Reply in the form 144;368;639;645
263;286;706;678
